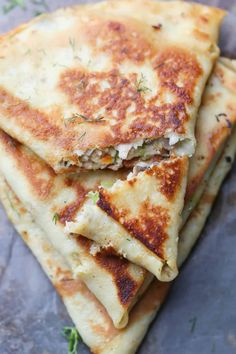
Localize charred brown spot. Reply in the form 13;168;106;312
200;15;209;23
193;29;210;41
0;130;55;199
59;63;190;144
201;193;215;205
146;158;186;201
94;248;139;305
22;230;29;242
0;87;81;156
58;182;87;224
98;192;169;259
76;236;140;305
86;20;153;64
0;87;61;140
59;69;144;123
154;47;202;106
152;24;162;31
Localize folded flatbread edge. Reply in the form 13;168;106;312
0;128;235;354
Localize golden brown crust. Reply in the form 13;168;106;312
97;157;187;260
98;192;169;259
0;129;145;310
0;130;55;199
0;0;225;171
186;58;236;202
76;237;143;306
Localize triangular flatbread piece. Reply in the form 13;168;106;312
0;0;225;172
0;130;150;329
183;57;236;222
67;156;188;281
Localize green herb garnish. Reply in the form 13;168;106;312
78;131;86;141
113;150;119;164
101;180;114;189
69;37;76;51
66;113;105;124
3;0;25;13
52;212;60;224
87;191;99;204
135;73;151;94
63;326;81;354
34;10;42;16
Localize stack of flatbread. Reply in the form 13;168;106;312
0;0;236;352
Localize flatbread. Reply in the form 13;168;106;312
66;58;236;278
0;0;225;172
0;130;148;329
183;57;236;223
1;57;233;326
67;156;188;281
1;127;235;354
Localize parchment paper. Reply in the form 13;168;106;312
0;1;236;353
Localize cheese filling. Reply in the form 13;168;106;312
59;136;194;171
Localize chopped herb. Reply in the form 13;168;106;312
52;212;60;224
3;0;26;13
78;131;86;141
69;37;76;52
189;317;197;333
126;238;131;242
101;180;114;189
34;10;42;16
152;24;162;30
225;156;232;163
215;113;227;122
62;326;81;354
138;147;146;158
135;74;151;94
87;191;99;204
65;113;105;124
155;62;165;70
113;150;119;164
77;80;86;90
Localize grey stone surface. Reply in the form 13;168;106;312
0;1;236;353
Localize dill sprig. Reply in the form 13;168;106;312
66;113;105;124
52;212;60;225
87;191;99;204
135;73;151;94
78;131;86;141
62;326;81;354
69;37;76;52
